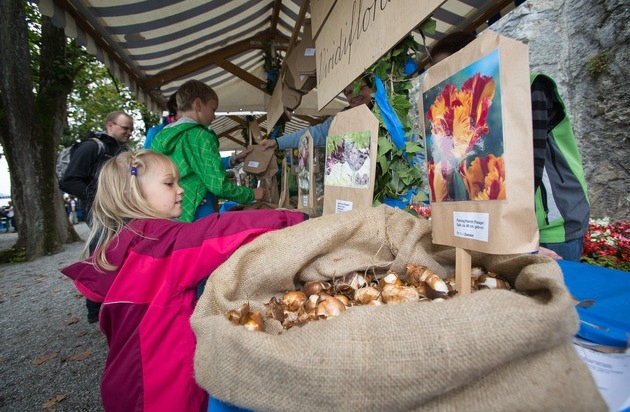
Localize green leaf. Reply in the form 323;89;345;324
419;18;437;35
377;137;394;156
404;141;423;153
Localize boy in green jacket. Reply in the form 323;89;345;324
152;80;264;222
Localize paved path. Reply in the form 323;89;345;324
0;223;106;411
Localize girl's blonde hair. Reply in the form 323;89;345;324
83;150;180;271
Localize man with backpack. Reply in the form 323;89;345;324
58;110;133;323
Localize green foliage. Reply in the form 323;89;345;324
581;255;630;272
586;51;608;79
368;35;424;206
23;3;148;150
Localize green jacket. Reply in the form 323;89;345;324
151;119;253;222
530;74;590;243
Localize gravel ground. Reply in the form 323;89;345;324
0;223;106;411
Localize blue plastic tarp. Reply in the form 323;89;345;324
560;260;630;348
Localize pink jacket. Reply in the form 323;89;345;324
62;210;306;412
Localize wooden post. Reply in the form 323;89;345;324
278;156;291;208
456;247;472;296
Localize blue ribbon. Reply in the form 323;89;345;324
373;75;406;150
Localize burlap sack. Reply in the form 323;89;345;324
191;205;605;411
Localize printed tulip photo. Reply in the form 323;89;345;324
423;50;506;202
298;134;310;194
325;131;371;188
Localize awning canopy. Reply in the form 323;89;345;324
33;0;518;150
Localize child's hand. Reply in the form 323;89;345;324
259;139;277;151
253;187;266;201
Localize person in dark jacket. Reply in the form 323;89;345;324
58;110;133;323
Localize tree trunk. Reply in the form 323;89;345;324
0;0;80;260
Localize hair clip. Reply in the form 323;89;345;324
130;166;138;176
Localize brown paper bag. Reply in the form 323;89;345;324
419;30;539;254
242;145;274;175
323;105;378;215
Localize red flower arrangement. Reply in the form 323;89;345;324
581;218;630;272
409;204;432;220
408;208;629;272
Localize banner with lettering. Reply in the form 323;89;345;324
418;31;539;254
314;0;444;109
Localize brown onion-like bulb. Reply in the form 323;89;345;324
381;284;420;304
354;286;381;304
302;281;331;297
243;311;264;332
378;272;404;290
316;295;345;318
282;291;307;311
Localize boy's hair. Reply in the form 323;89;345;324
84;150;180;271
430;31;477;60
176;80;218;112
166;92;178;116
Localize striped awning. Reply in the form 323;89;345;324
33;0;518;150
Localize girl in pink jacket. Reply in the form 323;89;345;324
62;150;306;411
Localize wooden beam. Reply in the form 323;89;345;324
142;31;289;90
219;133;247;147
228;116;247;126
460;0;518;33
214;58;269;95
270;0;283;32
283;0;310;69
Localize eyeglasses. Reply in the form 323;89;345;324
112;122;134;133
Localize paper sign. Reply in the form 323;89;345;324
420;31;539;254
573;339;630;412
453;212;489;242
266;78;285;134
335;200;353;213
323;105;378;215
315;0;443;109
310;0;338;40
247;161;260;168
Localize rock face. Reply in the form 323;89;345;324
413;0;629;220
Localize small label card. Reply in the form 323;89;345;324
335;200;353;213
453;212;489;242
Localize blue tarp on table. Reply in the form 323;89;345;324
559;260;630;348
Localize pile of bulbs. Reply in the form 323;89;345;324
225;263;511;332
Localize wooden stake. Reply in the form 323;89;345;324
278;156;290;208
456;247;472;296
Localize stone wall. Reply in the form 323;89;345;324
412;0;629;220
